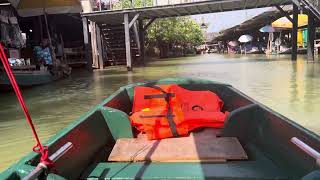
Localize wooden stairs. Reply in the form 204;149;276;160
100;24;140;66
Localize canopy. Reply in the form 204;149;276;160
272;14;308;29
238;35;253;43
8;0;82;17
259;25;275;33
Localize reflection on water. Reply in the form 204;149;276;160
0;54;320;171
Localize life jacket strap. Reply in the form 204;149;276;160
142;84;179;137
167;106;179;137
144;93;175;99
140;114;176;118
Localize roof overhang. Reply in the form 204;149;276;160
82;0;292;24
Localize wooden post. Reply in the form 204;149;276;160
60;34;65;62
307;10;315;61
82;17;93;71
96;24;104;69
139;19;145;65
43;13;58;66
90;21;99;68
124;13;132;71
101;34;107;63
133;22;141;55
44;13;52;46
38;16;43;42
291;3;298;61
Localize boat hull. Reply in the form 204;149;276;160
0;71;64;90
1;78;320;180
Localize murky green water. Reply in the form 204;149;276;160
0;54;320;171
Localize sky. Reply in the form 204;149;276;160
192;7;271;33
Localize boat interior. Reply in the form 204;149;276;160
3;79;320;180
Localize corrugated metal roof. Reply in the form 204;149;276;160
82;0;292;24
212;5;292;41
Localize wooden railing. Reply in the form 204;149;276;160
91;0;207;11
90;0;320;21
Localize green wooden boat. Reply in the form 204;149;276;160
1;78;320;180
0;68;71;90
0;71;61;87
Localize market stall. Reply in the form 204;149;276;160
0;1;84;89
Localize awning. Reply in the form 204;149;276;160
272;14;308;29
8;0;82;17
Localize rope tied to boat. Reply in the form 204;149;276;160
0;44;53;169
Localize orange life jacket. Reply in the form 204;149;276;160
130;84;229;140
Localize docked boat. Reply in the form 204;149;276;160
1;78;320;180
0;65;71;90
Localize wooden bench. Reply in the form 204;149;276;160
108;128;248;162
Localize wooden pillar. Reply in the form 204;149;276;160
101;34;107;66
60;34;65;61
133;22;141;56
291;3;298;61
139;19;145;65
307;10;316;61
82;17;93;71
96;24;104;69
124;13;132;71
38;16;43;42
44;13;52;47
90;21;99;68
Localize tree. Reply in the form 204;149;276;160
146;17;205;58
110;1;204;58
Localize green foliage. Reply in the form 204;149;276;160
146;17;205;57
112;0;153;10
110;0;204;57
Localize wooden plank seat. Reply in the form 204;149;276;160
108;128;248;162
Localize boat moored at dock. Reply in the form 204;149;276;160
0;65;71;90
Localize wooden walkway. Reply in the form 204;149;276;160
80;0;320;70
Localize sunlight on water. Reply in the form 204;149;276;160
0;54;320;171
